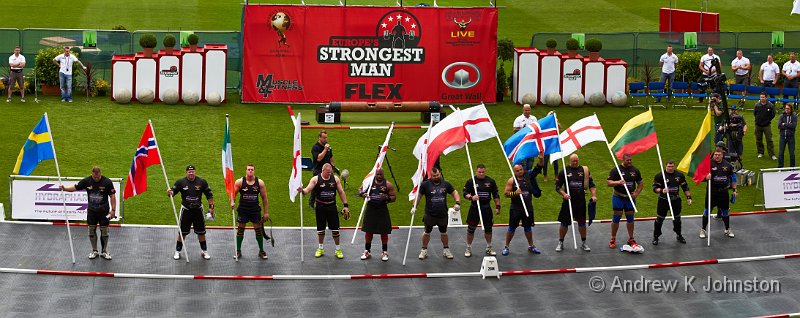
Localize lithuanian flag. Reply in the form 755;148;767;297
678;110;713;185
609;109;658;159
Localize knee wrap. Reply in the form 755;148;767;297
317;230;325;236
99;226;109;237
332;230;340;238
507;226;517;233
254;226;263;237
560;222;570;228
577;221;586;227
673;215;682;222
380;234;388;242
523;226;532;233
467;225;477;234
236;227;246;236
625;213;635;223
655;216;665;224
88;225;97;237
720;209;730;217
484;226;493;234
703;208;709;216
612;214;622;224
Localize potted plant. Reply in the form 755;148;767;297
94;79;109;96
497;38;514;99
585;38;603;61
545;38;557;54
565;38;580;58
34;47;81;95
139;33;157;57
187;33;199;52
163;34;177;55
496;67;507;102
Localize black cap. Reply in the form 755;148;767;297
186;165;196;171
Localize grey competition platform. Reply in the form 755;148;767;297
0;212;798;317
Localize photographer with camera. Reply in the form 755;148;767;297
778;103;797;168
709;93;728;144
753;92;777;160
725;103;748;165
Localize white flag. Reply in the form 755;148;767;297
361;123;394;192
550;114;608;162
288;110;303;202
793;0;800;15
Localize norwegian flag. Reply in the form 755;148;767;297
361;123;394;193
123;122;162;199
503;114;561;165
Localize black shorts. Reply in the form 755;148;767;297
86;208;110;227
509;208;534;228
423;214;448;233
466;204;494;232
707;192;729;211
558;196;586;225
362;204;392;234
180;207;206;235
237;210;262;224
657;199;682;218
315;204;340;231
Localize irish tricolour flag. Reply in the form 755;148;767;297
222;115;235;199
609;109;658;159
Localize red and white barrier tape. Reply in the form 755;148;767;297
301;125;426;130
1;251;797;281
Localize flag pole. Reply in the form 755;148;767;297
707;172;711;246
45;113;76;264
602;144;639;213
150;120;189;263
650;107;676;221
351;123;395;244
225;114;238;262
300;192;304;262
454;107;486;237
403;118;434;266
483;103;531;218
552;112;578;250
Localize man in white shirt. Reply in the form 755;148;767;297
7;46;26;103
731;50;751;86
52;46;86;103
760;54;780;98
782;52;800;90
657;45;678;102
513;104;538;171
698;47;721;102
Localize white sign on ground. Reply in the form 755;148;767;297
762;168;800;209
11;178;122;221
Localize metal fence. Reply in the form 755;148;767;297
531;31;800;80
2;28;241;89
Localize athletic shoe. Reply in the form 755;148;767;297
464;247;472;257
234;250;242;259
100;251;112;260
724;229;735;238
528;245;542;254
259;251;268;259
88;250;99;259
772;155;778;160
627;238;639;248
335;249;344;259
173;251;181;260
381;251;389;262
652;236;659;245
555;242;564;252
360;250;371;260
5;98;10;103
485;247;496;256
68;99;72;103
677;235;686;244
758;154;764;158
581;242;591;252
200;250;211;260
609;238;616;249
699;229;707;239
19;98;24;103
501;247;509;256
443;248;454;259
315;248;325;258
418;248;428;260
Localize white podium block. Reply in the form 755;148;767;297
605;59;628;103
111;55;134;101
204;44;228;103
539;51;562;105
513;48;539;104
157;50;181;102
561;54;584;104
1;203;5;220
480;256;500;279
181;47;205;102
448;208;462;226
134;54;157;102
584;57;606;104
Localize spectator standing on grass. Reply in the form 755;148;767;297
760;54;780;98
657;45;678;103
731;50;751;86
753;92;777;160
7;46;26;103
52;46;86;103
778;103;797;168
782;52;800;90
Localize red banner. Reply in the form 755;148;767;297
242;5;497;104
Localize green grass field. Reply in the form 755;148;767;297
1;0;798;228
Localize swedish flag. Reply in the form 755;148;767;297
13;115;55;176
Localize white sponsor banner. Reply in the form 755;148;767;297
11;178;122;221
763;169;800;209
